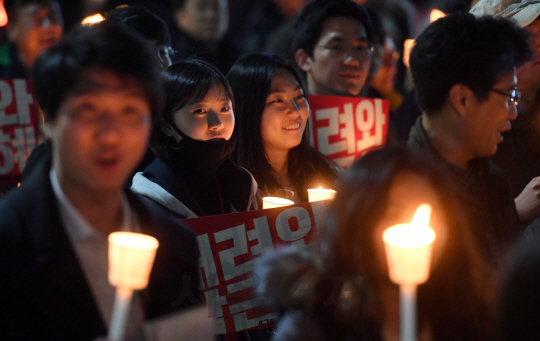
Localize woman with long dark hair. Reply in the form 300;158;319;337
227;53;340;203
131;58;258;220
256;147;496;341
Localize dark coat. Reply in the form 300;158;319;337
0;161;200;340
407;117;522;267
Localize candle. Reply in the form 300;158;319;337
108;232;159;341
403;39;415;69
262;196;294;209
382;203;436;341
307;187;336;202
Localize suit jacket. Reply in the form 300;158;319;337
0;161;200;340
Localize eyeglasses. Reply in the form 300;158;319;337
316;41;373;60
489;86;521;106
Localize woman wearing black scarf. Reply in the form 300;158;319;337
131;58;258;220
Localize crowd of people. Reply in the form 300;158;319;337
2;0;540;340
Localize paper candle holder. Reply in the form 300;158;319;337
262;196;294;209
108;232;159;290
307;188;336;202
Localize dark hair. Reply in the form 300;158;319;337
256;146;495;339
227;53;340;202
169;0;187;11
106;6;171;46
410;13;530;115
5;0;58;21
150;58;234;160
292;0;373;58
32;21;163;121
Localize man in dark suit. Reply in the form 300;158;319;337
0;22;203;340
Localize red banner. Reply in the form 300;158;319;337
307;95;389;169
183;201;328;334
0;79;40;186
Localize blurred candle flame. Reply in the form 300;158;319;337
0;1;7;27
430;9;446;23
81;13;104;25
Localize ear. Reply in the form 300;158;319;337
295;49;313;73
448;84;469;117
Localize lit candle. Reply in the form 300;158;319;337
382;203;436;341
108;232;159;341
307;187;336;202
262;196;294;209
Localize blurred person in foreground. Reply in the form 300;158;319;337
0;22;204;340
256;146;496;341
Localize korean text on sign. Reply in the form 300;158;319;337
0;79;40;187
307;95;389;169
183;201;328;334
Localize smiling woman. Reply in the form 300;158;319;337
227;53;341;203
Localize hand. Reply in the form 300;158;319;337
515;177;540;223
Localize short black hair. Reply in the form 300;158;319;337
106;6;171;46
31;21;163;121
292;0;373;58
150;58;234;160
410;13;530;115
5;0;58;21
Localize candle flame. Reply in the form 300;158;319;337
403;39;415;69
430;9;446;23
81;13;105;25
411;203;431;228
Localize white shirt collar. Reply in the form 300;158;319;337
49;169;135;243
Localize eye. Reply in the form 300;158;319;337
221;106;231;112
296;93;305;100
192;108;206;115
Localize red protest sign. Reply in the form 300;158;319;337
307;95;389;169
183;200;328;334
0;79;40;186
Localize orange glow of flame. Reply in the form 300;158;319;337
81;13;105;25
0;1;8;27
403;39;415;69
430;9;446;23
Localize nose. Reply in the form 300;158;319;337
288;99;301;116
207;111;224;131
97;114;122;143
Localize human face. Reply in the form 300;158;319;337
462;71;518;159
50;71;152;194
175;0;228;43
7;3;63;67
373;171;446;277
516;17;540;111
169;84;234;141
261;68;309;155
303;16;371;96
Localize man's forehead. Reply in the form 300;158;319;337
69;70;147;96
317;16;367;42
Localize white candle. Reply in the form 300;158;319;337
108;232;159;341
307;187;336;202
262;196;294;209
382;203;436;341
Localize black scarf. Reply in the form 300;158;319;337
163;119;236;175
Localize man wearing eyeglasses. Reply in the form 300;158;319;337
471;0;540;228
292;0;373;97
1;0;63;78
407;14;530;268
